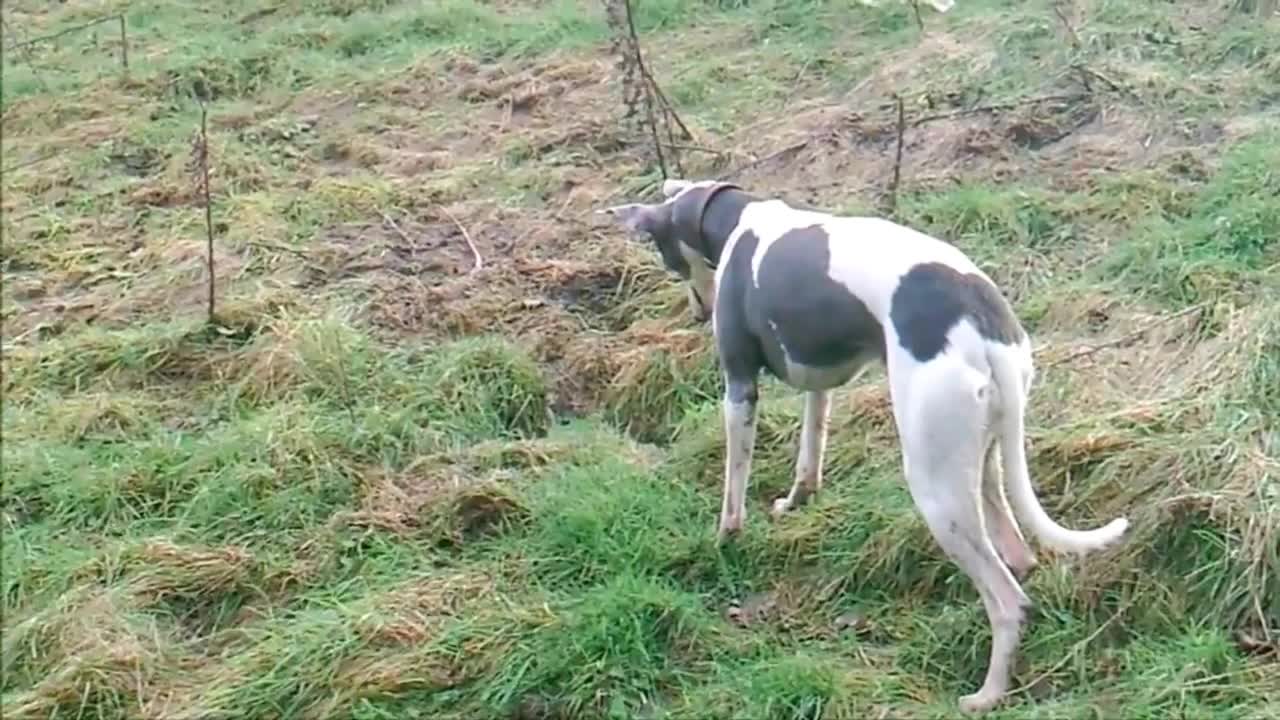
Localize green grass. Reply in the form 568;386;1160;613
3;0;1279;718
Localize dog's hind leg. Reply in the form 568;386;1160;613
771;389;832;517
980;439;1038;580
892;357;1030;714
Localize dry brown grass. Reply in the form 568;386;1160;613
1;538;259;720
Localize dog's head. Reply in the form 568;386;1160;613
598;178;741;322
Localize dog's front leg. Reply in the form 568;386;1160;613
718;376;759;542
772;389;831;516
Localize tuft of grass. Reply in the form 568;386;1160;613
1098;132;1280;306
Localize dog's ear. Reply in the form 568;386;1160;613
661;179;693;198
597;202;663;237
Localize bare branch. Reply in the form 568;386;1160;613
602;0;699;178
1040;304;1206;368
440;207;483;274
118;15;129;77
1070;63;1130;97
1;16;50;91
378;211;413;245
888;94;907;215
1052;1;1081;50
912;93;1089;126
716;141;809;182
192;102;217;323
3;14;124;52
1;13;131;85
1;151;60;175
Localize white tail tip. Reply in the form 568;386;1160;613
1078;517;1129;555
1102;516;1130;542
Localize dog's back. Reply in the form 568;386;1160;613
720;199;1026;387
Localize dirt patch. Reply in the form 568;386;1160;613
287;51;625;183
1004;99;1101;150
106;139;165;177
719;88;1231;210
283;194;686;421
275;53;1205;427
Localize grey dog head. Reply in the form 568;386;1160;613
598;179;741;321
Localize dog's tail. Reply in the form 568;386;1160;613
987;343;1129;556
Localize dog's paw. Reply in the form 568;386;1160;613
1012;556;1039;583
716;516;743;544
769;497;794;518
958;690;1003;715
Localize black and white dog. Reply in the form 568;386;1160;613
600;179;1129;714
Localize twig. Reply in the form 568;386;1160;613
378;211;412;245
3;13;125;52
659;142;727;156
1012;602;1132;697
2;13;130;80
1070;63;1130;97
620;0;693;144
244;241;312;263
0;151;61;175
665;110;685;174
887;94;907;215
440;207;483;273
783;55;815;106
912;93;1089;126
604;0;692;177
1041;303;1206;368
1052;2;1081;50
118;15;129;76
1;16;49;92
620;0;672;177
716;141;809;182
910;0;925;31
645;75;695;143
238;7;281;25
196;102;217;323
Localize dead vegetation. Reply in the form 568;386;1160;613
2;10;1248;426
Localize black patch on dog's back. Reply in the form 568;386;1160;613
889;262;1023;362
754;225;885;370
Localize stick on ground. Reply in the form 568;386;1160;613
440;207;483;274
888;94;907;215
197;102;216;323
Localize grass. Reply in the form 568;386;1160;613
3;0;1279;718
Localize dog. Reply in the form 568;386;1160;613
599;178;1129;714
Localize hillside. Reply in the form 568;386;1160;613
2;1;1278;718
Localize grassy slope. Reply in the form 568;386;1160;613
3;0;1279;718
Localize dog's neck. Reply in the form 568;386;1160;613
697;187;754;268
